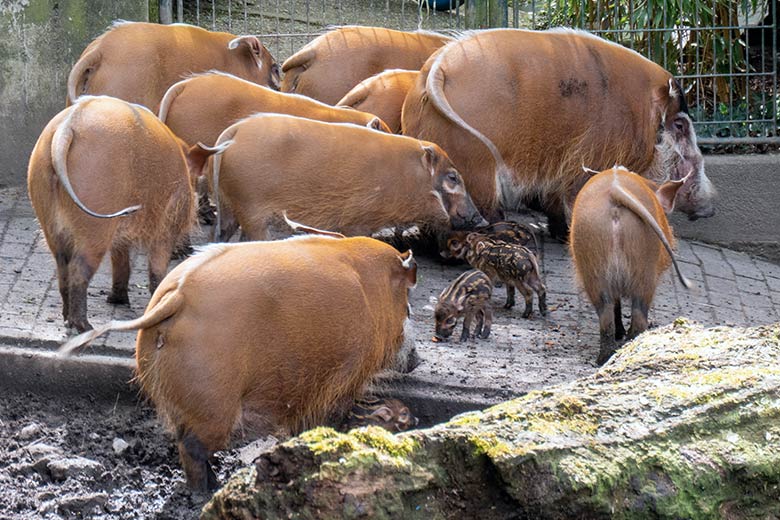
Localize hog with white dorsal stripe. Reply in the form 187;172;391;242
402;28;715;236
570;166;692;365
27;96;224;333
60;233;419;491
67;21;279;112
281;26;451;105
209;113;487;241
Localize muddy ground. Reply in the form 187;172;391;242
0;212;598;519
4;207;772;518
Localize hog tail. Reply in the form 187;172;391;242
59;289;185;356
212;125;239;241
610;185;692;289
67;48;101;105
158;77;190;122
52;102;142;219
283;212;345;238
426;44;510;203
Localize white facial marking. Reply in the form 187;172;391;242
668;78;678;99
430;190;448;216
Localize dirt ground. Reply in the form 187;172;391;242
2;208;778;518
0;212;594;519
0;393;217;519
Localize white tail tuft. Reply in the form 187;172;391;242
283;212;345;238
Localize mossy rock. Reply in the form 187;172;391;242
203;321;780;519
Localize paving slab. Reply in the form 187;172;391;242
1;186;779;424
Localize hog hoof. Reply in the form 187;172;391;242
106;292;130;305
479;331;491;339
596;348;615;366
67;320;93;334
522;311;532;319
504;303;514;310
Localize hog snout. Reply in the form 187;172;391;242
687;205;715;221
675;176;716;221
451;207;488;230
433;330;451;341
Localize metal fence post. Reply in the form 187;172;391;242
466;0;507;29
465;0;486;28
159;0;173;24
180;0;777;144
488;0;508;28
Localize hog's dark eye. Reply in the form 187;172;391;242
674;118;685;132
446;317;457;325
447;172;459;184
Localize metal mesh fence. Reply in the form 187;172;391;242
178;0;778;145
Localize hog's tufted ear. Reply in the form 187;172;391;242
369;406;394;423
398;250;417;288
420;145;440;173
228;35;264;58
655;171;691;214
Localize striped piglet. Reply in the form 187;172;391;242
434;269;493;342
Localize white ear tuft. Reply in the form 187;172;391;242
668;78;678;99
401;250;414;269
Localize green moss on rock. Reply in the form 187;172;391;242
205;322;780;519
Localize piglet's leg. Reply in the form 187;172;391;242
474;309;484;336
460;309;475;342
532;278;548;316
479;306;493;339
504;283;516;309
517;282;534;318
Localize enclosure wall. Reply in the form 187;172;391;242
0;1;148;186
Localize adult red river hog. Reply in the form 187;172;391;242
570;166;692;365
402;28;716;237
27;96;223;333
67;21;279;112
281;26;452;104
337;69;420;133
209;113;487;241
158;71;391;147
61;234;420;491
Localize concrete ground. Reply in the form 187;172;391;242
1;186;779;424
